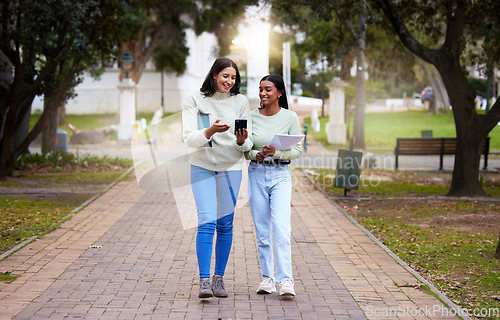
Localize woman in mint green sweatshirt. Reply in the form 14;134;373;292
182;57;252;299
246;74;302;297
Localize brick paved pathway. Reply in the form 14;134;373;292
0;170;459;319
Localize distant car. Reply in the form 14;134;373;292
420;86;434;108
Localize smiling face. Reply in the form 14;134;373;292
213;67;237;93
259;80;281;108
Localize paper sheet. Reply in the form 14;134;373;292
268;134;305;151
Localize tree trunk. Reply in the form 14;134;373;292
352;5;367;151
439;64;488;197
12;101;32;155
352;50;367;150
58;106;66;126
41;109;59;154
388;73;397;97
447;126;487;196
423;63;449;114
0;117;18;177
41;96;64;154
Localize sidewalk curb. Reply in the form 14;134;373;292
0;165;135;262
300;168;472;320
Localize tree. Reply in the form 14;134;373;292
122;0;259;84
271;0;418;150
373;0;500;196
0;0;143;177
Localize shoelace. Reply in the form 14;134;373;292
201;280;211;289
214;277;225;289
281;279;293;287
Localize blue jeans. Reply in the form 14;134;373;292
248;162;293;282
191;165;241;279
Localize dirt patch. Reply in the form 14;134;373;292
328;170;500;235
337;198;499;235
0;163;129;204
315;169;500;318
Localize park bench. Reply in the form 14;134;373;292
394;137;490;170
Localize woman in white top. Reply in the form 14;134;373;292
245;74;302;297
182;57;252;298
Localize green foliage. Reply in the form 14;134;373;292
271;0;420;87
145;0;258;73
154;44;190;75
301;90;315;98
374;0;500;70
26;172;128;185
0;272;20;284
0;0;145;176
15;151;132;169
366;79;388;101
469;77;488;98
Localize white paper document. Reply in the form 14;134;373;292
268;134;305;151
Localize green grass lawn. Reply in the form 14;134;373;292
29;112;174;142
1;152;132;258
305;110;500;150
31;110;499;150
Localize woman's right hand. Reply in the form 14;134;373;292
255;151;267;162
204;119;230;139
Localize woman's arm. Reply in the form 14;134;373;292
273;112;302;160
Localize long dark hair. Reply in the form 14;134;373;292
259;74;289;109
200;57;241;97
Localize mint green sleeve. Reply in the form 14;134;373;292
273;112;302;160
245;149;259;161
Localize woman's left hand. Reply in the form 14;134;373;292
236;128;248;145
262;145;276;157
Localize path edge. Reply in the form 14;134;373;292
0;165;135;262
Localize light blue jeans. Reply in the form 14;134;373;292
191;165;241;279
248;162;293;282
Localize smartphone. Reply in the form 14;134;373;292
234;119;247;134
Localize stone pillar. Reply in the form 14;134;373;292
118;78;136;141
326;78;347;145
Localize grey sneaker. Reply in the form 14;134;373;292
198;278;213;298
212;276;228;298
257;277;276;294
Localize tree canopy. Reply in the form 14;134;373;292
0;0;144;176
270;0;500;196
125;0;259;83
373;0;500;196
0;0;258;177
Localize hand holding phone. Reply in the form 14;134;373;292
234;119;247;134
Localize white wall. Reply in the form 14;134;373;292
32;31;217;115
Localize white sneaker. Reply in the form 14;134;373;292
279;278;295;297
257;277;276;294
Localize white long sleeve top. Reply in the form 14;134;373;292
182;91;253;171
